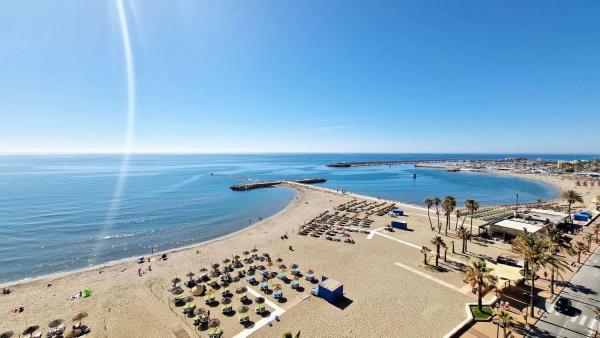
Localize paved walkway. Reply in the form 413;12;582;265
394;262;471;295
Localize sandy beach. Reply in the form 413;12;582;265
1;172;598;338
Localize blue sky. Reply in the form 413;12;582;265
0;0;599;154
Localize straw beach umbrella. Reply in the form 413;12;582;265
193;307;207;316
184;296;195;303
272;283;282;291
0;331;14;338
48;319;65;329
186;272;195;281
255;297;265;304
208;319;220;328
22;326;39;336
238;305;249;313
171;277;181;287
72;312;88;323
221;297;232;305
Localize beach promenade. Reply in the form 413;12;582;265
1;172;598;338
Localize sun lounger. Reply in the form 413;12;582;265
222;305;233;314
255;304;266;314
273;290;283;299
239;313;250;324
291;280;299;289
208;327;223;338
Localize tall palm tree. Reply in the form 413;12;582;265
546;228;574;295
442;196;456;236
575;241;587;263
463;260;496;311
424;198;435;231
512;232;567;317
433;197;441;233
421;246;431;265
494;310;513;338
594;224;600;243
586;233;594;251
465;199;480;235
561;190;583;223
457;226;470;253
430;236;446;267
455;209;461;231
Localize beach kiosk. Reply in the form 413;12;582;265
391;220;407;230
391;208;405;216
574;213;590;222
317;277;343;304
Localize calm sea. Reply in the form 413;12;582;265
0;153;591;283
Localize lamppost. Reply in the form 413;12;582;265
516;193;519;211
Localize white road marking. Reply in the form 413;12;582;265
375;231;422;250
579;315;588;325
232;287;285;338
394;262;469;294
367;227;385;240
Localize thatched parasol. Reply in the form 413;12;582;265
184;296;195;303
278;264;286;269
236;286;247;294
291;263;299;269
306;269;314;274
251;248;258;253
255;297;265;304
186;272;195;280
22;326;39;336
211;263;220;269
223;258;231;264
262;253;270;258
193;307;207;316
272;283;282;291
0;332;14;338
243;250;250;256
221;297;232;305
48;319;65;329
171;277;181;286
238;305;249;313
208;318;220;328
72;312;88;322
293;275;300;281
199;267;208;272
276;258;283;262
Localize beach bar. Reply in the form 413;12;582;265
317;277;344;304
391;220;408;230
391;208;405;216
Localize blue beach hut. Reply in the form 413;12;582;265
391;220;407;230
317;277;343;304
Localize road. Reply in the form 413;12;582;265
527;247;600;338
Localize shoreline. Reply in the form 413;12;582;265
0;187;301;289
0;171;562;288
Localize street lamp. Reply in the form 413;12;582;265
516;193;519;211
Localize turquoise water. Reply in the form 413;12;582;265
0;154;568;283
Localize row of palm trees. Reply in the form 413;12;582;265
463;222;600;319
424;197;480;235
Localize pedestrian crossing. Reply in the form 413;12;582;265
546;309;598;330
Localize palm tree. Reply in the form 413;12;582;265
421;246;431;265
546;228;574;295
442;196;456;236
455;209;461;231
561;190;583;223
576;241;587;263
586;233;594;251
430;236;446;267
457;226;470;253
465;199;480;235
463;260;496;311
595;224;600;243
512;232;568;317
494;310;513;338
433;197;441;233
424;198;435;231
